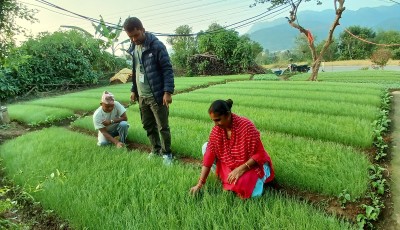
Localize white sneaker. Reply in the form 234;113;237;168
163;154;173;166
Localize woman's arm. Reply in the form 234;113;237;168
189;166;211;195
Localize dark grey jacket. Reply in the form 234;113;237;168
127;32;174;105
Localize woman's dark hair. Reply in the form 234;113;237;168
123;17;144;32
208;99;233;115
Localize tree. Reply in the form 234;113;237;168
253;0;345;81
293;35;313;61
0;0;37;64
197;23;240;61
375;30;400;59
316;38;339;61
338;26;375;60
167;25;197;75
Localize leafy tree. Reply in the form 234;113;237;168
196;23;263;74
316;38;339;61
167;25;197;75
255;49;272;65
232;36;254;71
198;23;240;60
338;26;375;60
375;30;400;59
293;35;313;61
253;0;345;81
371;48;392;70
0;0;37;64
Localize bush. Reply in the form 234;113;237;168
1;30;128;102
370;48;392;69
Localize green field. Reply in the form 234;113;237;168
1;71;398;229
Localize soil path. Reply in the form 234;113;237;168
389;91;400;229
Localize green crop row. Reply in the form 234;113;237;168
72;107;370;197
173;91;379;121
291;70;400;86
0;127;355;230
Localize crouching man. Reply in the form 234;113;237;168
93;91;129;148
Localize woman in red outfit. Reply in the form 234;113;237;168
189;99;275;199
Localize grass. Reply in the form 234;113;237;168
291;70;400;86
73;108;370;197
166;100;374;148
263;59;400;69
7;104;75;126
7;74;251;125
173;91;380;121
264;132;370;197
2;72;395;228
0;127;356;230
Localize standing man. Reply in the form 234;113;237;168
93;91;129;148
123;17;174;165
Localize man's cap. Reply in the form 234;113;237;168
101;91;115;105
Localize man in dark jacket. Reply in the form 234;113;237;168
124;17;175;165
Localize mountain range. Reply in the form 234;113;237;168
247;4;400;52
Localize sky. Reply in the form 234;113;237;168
16;0;397;53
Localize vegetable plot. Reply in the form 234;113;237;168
0;128;354;230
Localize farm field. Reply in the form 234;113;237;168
0;71;398;229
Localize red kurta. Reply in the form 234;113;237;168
203;113;275;198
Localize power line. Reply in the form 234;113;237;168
31;0;293;37
19;1;83;20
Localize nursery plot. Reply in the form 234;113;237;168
79;84;131;93
291;70;400;84
0;127;355;230
173;92;379;121
174;74;250;91
215;80;383;94
7;104;75;126
71;111;210;158
263;132;369;197
175;74;250;84
167;101;373;148
252;74;280;81
191;84;382;107
72;108;369;197
26;96;105;111
57;90;131;102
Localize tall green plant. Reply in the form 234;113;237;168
338;26;376;60
62;16;130;58
0;0;37;65
167;25;197;75
196;23;263;73
92;16;128;57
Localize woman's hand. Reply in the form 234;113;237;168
227;167;246;184
189;184;202;195
116;142;124;148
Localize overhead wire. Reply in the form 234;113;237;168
30;0;293;37
18;1;83;20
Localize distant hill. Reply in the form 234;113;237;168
247;4;400;52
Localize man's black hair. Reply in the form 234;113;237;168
123;17;144;32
